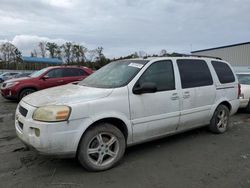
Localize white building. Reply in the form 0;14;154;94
191;42;250;67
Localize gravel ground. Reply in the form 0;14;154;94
0;93;250;188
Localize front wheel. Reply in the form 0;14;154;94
209;105;230;134
19;88;36;101
77;123;126;171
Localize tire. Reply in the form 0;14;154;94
19;88;36;101
246;100;250;113
209;105;230;134
77;123;126;171
0;78;3;83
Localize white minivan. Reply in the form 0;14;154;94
15;57;240;171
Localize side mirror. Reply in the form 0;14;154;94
133;82;157;94
42;75;49;80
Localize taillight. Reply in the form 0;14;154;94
238;83;241;99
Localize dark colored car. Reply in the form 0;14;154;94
0;72;20;83
0;66;93;101
13;72;32;78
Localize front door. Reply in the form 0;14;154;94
129;60;181;143
39;68;65;89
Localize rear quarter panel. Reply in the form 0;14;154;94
207;60;239;116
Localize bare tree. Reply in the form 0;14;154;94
55;47;62;59
159;49;167;56
0;42;21;63
94;47;109;69
80;46;87;63
95;47;104;61
87;49;98;62
0;42;22;70
13;48;22;63
133;52;139;58
31;49;38;57
38;41;46;57
138;51;147;58
46;42;59;58
71;44;87;64
61;42;72;64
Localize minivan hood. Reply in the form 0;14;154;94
22;84;113;107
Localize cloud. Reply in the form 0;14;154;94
42;0;76;8
0;35;68;56
0;0;250;58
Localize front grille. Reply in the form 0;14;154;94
18;121;23;130
19;105;28;117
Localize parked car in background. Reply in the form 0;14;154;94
13;72;32;79
237;72;250;113
233;66;250;73
0;72;20;83
1;66;93;101
15;57;239;171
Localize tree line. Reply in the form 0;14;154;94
32;41;111;70
0;41;185;71
31;41;109;68
0;41;110;70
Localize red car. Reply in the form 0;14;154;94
0;66;93;101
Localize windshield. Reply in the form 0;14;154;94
79;60;148;88
0;72;9;76
30;67;50;78
237;74;250;85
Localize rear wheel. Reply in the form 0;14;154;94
0;78;3;83
209;105;230;134
19;88;36;100
246;100;250;113
77;123;126;171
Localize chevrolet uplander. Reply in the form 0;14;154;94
15;57;240;171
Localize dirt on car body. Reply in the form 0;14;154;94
0;95;250;188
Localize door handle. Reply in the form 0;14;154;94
183;91;190;99
57;80;64;83
171;93;179;100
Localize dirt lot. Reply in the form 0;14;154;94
0;92;250;188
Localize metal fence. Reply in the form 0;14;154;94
0;69;34;74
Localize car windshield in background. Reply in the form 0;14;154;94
14;73;31;78
0;72;9;76
30;68;49;78
237;74;250;85
79;60;148;88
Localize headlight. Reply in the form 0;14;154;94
5;82;19;88
33;105;71;122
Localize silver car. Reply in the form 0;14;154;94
237;72;250;113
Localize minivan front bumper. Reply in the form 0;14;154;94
15;101;89;157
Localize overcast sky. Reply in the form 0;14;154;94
0;0;249;58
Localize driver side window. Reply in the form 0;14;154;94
45;69;63;78
137;60;175;91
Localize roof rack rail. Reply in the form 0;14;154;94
184;54;222;60
155;53;222;60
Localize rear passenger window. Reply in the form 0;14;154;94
211;61;235;83
63;68;85;77
75;69;85;76
177;59;213;89
137;60;175;91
